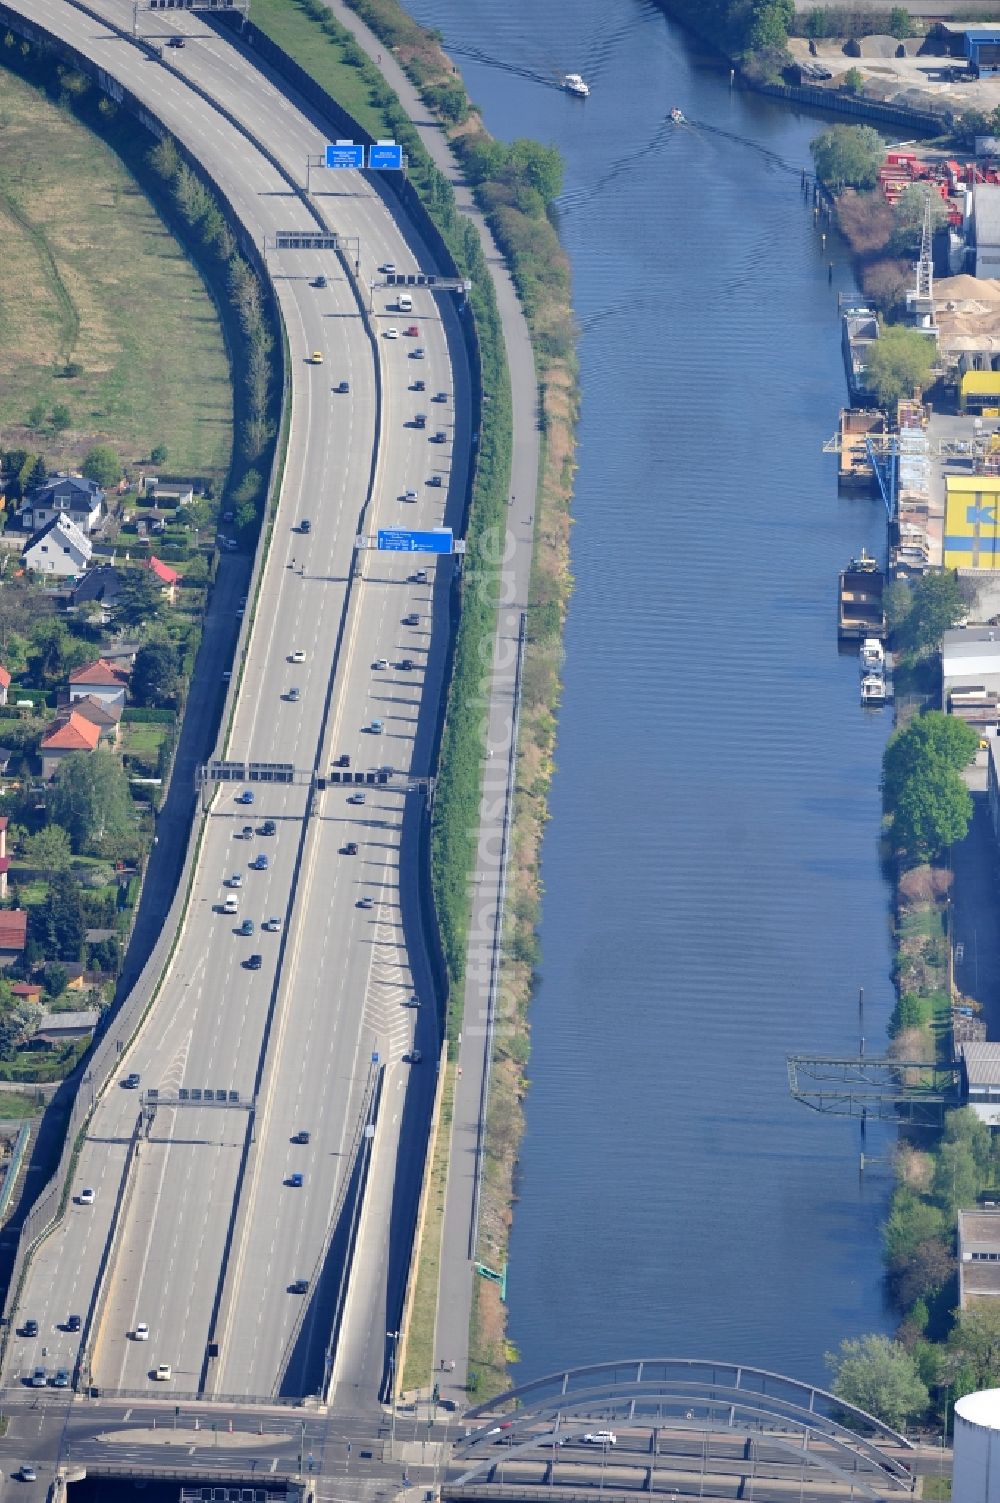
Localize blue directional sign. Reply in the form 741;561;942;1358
377;528;454;554
368;140;403;171
325;140;364;169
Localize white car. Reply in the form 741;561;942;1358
227;873;243;888
155;1363;172;1381
263;917;282;933
583;1432;617;1447
78;1187;95;1205
379;261;396;275
373;658;389;670
288;650;306;663
385;327;399;339
134;1322;149;1341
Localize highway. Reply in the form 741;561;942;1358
1;0;469;1410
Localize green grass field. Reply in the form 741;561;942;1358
0;1091;42;1121
0;68;232;483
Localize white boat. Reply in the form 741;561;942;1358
563;73;590;97
859;637;884;673
861;672;887;706
670;107;686;123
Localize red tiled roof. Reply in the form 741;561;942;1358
69;658;129;688
0;859;9;877
0;668;9;689
41;710;101;752
10;983;41;1000
0;911;27;951
147;556;180;586
0;818;8;833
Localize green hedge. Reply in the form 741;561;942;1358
122;708;174;724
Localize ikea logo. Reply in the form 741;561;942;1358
967;503;998;525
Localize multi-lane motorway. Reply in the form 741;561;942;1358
1;0;471;1412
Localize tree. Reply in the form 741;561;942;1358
509;140;564;206
889;7;913;39
810;125;885;191
49;751;135;855
49;403;72;433
882;712;979;861
931;1137;981;1216
892;1237;954;1310
81;444;122;490
950;1303;1000;1390
150;443;168;465
131;640;180;708
23;824;72;874
747;0;793;50
42;961;68;998
843;67;864;95
30;871;85;962
884;1188;948;1268
864;324;935;406
112;568;163;631
827;1335;928;1428
894;570;967;656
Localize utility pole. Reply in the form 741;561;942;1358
387;1329;400;1460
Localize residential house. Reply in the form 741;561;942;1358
70;566;124;616
17;473;104;535
0;817;8;902
23;515;93;578
145;555;181;604
0;667;9;707
40;709;100;780
68;658;129;709
69;694;121;748
0;910;27;970
140;476;194;509
33;1009;99;1047
9;983;42;1008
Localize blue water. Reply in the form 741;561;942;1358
403;0;897;1383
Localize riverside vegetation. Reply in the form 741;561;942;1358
242;0;577;1396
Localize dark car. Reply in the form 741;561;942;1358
246;954;263;971
337;379;350;393
236;789;255;806
428;475;442;487
287;1172;304;1188
123;1073;141;1090
432;390;448;403
343;842;359;856
238;919;255;938
292;1130;311;1145
290;1279;309;1294
52;1368;70;1388
251;854;269;871
413;413;427;429
260;819;276;836
411;378;425;392
398;659;415;671
335;753;351;768
432;430;447;443
168;34;185;46
300;519;311;534
402;614;420;627
67;1314;82;1333
312;274;328;288
23;1319;38;1338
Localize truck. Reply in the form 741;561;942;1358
838;550;885;640
397;293;413;313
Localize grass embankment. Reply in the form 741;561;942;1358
243;0;577;1400
0;1092;43;1121
0;64;231;484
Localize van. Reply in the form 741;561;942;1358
397;293;413;313
223;894;239;915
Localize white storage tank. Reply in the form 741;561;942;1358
953;1390;1000;1503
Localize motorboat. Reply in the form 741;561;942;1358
563;73;590;97
669;106;686;123
859;637;884;673
861;672;888;706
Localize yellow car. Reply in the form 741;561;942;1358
309;350;323;365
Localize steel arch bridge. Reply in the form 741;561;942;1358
448;1358;916;1502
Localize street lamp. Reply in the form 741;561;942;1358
387;1329;400;1460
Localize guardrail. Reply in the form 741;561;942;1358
0;1126;30;1226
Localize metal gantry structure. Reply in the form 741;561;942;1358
786;1054;961;1127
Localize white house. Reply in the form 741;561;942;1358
18;473;104;535
23;515;93;578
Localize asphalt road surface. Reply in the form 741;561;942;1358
2;0;469;1411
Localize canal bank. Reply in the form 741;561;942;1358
399;0;898;1385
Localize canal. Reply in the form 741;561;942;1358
403;0;897;1381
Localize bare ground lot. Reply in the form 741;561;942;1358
0;68;232;481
